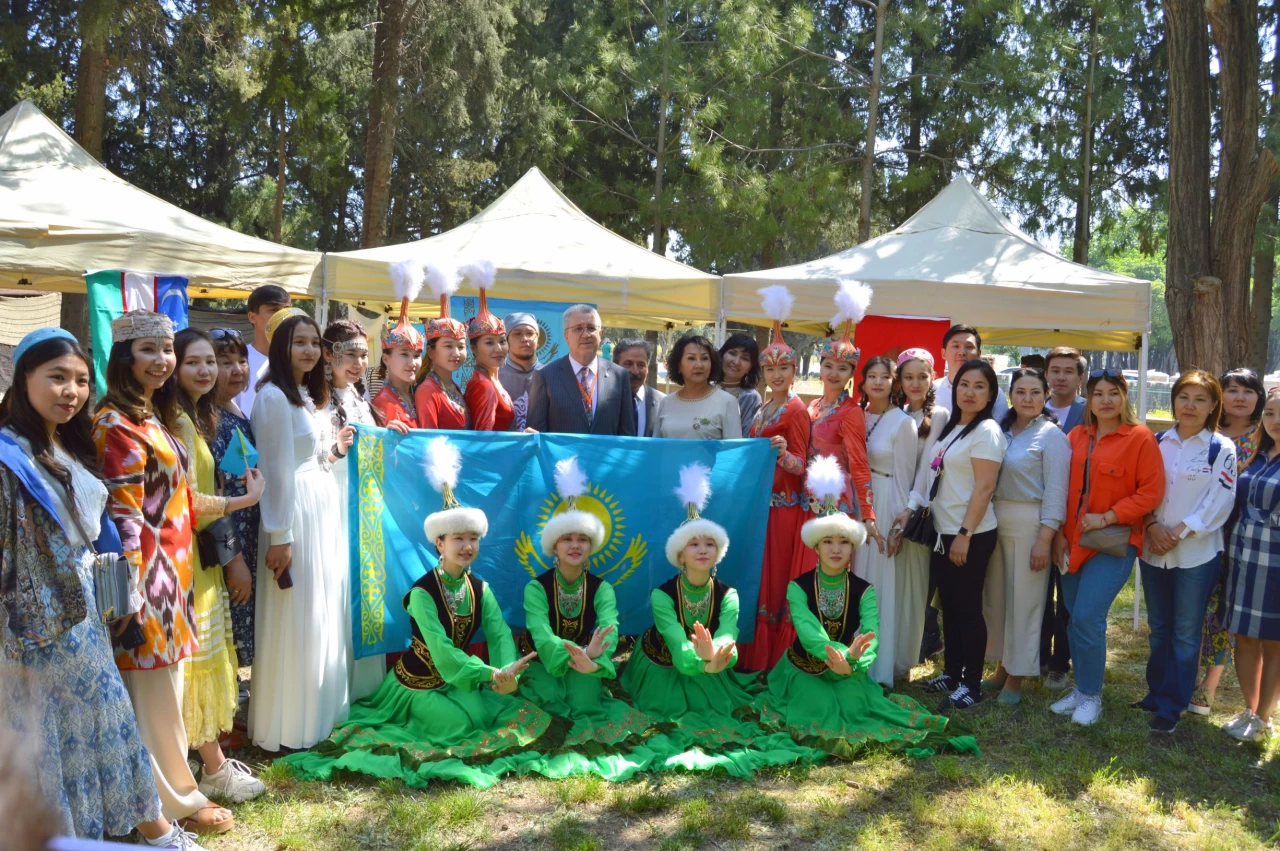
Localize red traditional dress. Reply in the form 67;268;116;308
372;385;417;430
806;394;875;523
415;372;469;430
465;369;514;432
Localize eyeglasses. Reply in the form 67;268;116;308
567;324;601;336
1088;368;1124;381
210;328;243;341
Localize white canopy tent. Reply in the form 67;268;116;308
0;100;322;298
321;167;720;330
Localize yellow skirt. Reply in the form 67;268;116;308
181;545;238;746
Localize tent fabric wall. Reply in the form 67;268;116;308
721;177;1151;352
0;100;322;299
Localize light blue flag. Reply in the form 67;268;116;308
349;427;775;658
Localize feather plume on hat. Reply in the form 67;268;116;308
539;455;605;557
800;455;866;549
665;462;729;568
757;285;797;367
460;260;505;339
425;261;467;342
383;259;426;352
821;280;874;367
422;436;488;542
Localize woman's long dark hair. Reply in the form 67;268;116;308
156;328;221;442
98;338;179;427
719;333;761;391
323;319;384;426
1000;368;1057;431
936;359;1000;443
857;356;897;410
0;337;103;518
258;314;331;409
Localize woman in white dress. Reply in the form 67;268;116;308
853;356;917;686
249;309;351;751
319;320;411;701
890;348;950;673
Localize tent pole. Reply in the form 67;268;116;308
715;278;726;347
317;255;329;327
1133;331;1150;632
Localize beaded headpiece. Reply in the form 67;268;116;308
264;307;308;344
664;462;729;570
422;436;489;544
111;310;174;343
459;260;505;339
539;456;606;557
897;347;935;370
328;337;369;357
819;280;873;366
757;285;796;367
382;260;426;353
800;455;867;550
425;262;467;342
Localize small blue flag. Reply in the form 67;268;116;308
217;426;258;477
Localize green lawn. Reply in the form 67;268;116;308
209;578;1280;850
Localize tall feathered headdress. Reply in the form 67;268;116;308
422;436;489;543
800;455;866;550
664;462;730;569
539;456;606;557
425;262;467;342
460;260;505;340
820;280;873;366
383;260;426;353
757;285;796;368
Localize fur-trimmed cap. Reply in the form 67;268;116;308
800;454;866;549
665;463;729;567
421;436;489;543
800;512;866;550
539;456;606;556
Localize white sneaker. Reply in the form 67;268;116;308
1222;709;1253;735
199;758;266;803
1071;693;1103;726
1050;688;1081;715
144;825;210;851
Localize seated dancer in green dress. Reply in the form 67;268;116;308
620;463;823;776
280;436;553;789
516;455;660;780
757;455;979;759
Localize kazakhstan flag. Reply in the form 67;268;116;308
350;426;775;658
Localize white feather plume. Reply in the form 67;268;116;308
423;436;461;495
390;259;425;303
424;262;459;300
804;455;846;503
830;280;873;328
757;285;795;323
457;260;496;291
554;456;589;500
674;462;712;512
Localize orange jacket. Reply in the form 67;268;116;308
1062;422;1165;572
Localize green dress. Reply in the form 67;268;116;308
516;569;662;780
619;575;823;776
756;569;979;759
279;569;554;789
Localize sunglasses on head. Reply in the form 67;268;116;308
210;328;243;341
1223;367;1258;380
1088;368;1124;381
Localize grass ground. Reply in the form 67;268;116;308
207;578;1279;851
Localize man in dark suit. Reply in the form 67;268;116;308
613;338;666;437
526;305;637;436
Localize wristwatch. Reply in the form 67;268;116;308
957;526;971;537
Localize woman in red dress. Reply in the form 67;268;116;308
736;286;814;671
414;264;469;430
461;263;514;431
371;260;425;429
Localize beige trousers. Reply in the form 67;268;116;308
983;500;1052;677
120;663;209;821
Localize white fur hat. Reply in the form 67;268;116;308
539;456;606;557
799;455;867;550
665;463;730;568
421;437;490;543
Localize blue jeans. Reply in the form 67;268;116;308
1061;546;1137;696
1139;557;1220;722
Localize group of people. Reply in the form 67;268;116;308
2;270;1279;847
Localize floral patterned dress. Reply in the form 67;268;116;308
210;405;260;667
1201;430;1256;671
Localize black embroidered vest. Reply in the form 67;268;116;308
517;569;603;656
639;575;731;668
394;570;485;690
786;569;870;675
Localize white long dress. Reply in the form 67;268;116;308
317;383;386;702
896;406;950;679
853;407;918;686
249;384;349;751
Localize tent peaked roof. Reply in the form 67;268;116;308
721;175;1151;351
324;167;720;327
0;99;321;296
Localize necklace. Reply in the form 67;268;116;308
555;570;585;617
392;384;417;419
816;571;847;620
678;385;717;402
437;569;468;615
680;576;711;622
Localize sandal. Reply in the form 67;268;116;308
178;805;235;835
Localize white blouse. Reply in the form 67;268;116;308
1143;427;1237;569
907;406;950;511
864;407;918;512
250;383;322;547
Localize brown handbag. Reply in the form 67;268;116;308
1076;434;1131;558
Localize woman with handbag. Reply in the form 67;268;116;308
1135;369;1236;734
982;369;1070;705
93;311;234;836
160;329;266;801
0;328;210;849
1051;369;1164;726
917;360;1006;711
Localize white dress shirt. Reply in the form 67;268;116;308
568;354;599;418
933;374;1009;421
1143;427;1237;569
633;384;647;436
234;344;271;419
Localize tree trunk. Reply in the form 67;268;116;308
644;329;660;388
73;0;113;161
1207;0;1280;368
274;100;287;242
361;0;409;248
652;9;671;256
1163;0;1218;372
1252;195;1278;373
858;0;889;243
1072;7;1098;265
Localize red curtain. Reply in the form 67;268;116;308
853;315;951;370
